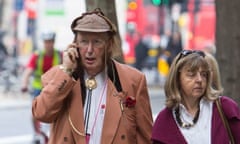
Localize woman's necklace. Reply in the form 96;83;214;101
175;106;200;129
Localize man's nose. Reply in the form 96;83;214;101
86;42;94;52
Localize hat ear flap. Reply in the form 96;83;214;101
97;14;117;34
71;15;84;34
93;8;105;16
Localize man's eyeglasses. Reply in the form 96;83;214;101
176;50;205;64
77;39;106;49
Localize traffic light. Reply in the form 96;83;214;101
151;0;161;6
151;0;169;6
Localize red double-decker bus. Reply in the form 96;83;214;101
124;0;216;64
181;0;216;51
124;0;159;65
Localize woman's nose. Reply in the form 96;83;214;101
195;72;203;82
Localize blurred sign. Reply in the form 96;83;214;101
171;3;181;22
25;0;37;19
127;10;137;22
14;0;24;12
45;0;65;16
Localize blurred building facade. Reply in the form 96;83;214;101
0;0;215;67
124;0;216;66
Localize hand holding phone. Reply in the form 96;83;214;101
62;43;80;70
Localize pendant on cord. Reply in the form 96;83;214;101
85;77;97;90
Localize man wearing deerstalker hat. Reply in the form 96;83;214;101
32;8;153;144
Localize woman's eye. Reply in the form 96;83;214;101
186;72;195;77
201;72;207;77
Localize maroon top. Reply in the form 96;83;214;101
151;96;240;144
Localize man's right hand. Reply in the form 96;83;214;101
62;43;80;70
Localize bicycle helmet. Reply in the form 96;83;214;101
41;31;56;40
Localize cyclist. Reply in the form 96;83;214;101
21;31;62;144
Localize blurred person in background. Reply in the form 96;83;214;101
157;51;170;87
165;31;183;66
32;8;153;144
134;33;148;70
21;31;62;143
152;50;240;143
202;42;216;56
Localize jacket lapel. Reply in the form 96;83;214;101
101;79;123;144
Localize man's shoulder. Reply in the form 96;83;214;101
114;60;143;75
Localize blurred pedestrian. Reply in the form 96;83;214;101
165;31;182;66
21;31;62;143
152;50;240;144
157;51;170;87
134;34;148;70
202;42;216;56
32;8;153;144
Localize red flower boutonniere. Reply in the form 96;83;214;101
124;96;136;108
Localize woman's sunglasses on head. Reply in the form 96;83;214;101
176;50;205;64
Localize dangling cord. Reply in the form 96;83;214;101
84;89;92;134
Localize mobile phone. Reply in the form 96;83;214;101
70;38;83;79
73;38;86;102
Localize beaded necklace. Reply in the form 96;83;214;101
175;106;200;129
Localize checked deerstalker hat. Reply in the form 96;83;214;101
71;8;117;33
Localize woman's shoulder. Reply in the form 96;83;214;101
220;96;239;109
220;96;240;119
154;108;173;125
152;107;186;144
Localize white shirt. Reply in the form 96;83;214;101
173;98;213;144
84;72;107;144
